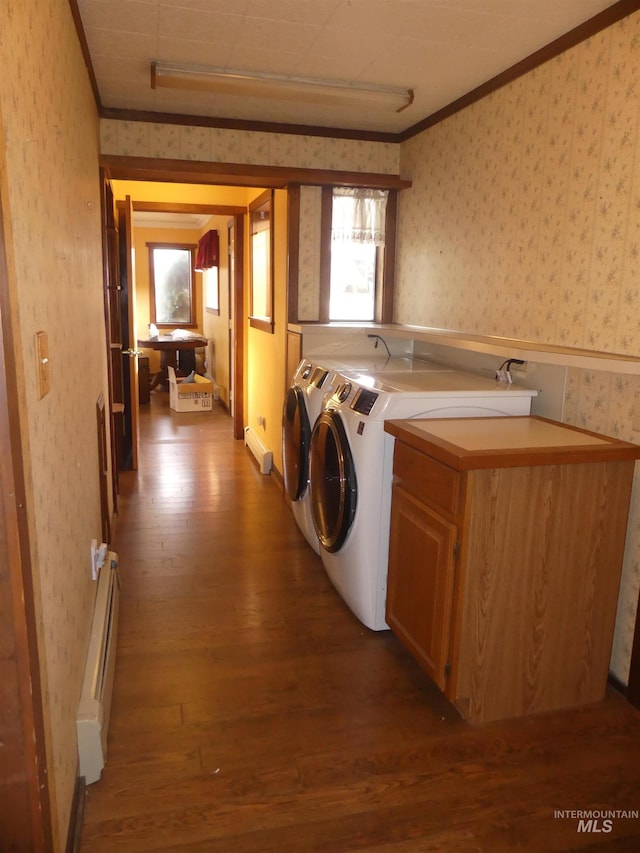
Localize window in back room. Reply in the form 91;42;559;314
147;242;197;328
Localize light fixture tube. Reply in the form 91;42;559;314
151;62;414;113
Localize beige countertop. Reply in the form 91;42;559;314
384;416;640;470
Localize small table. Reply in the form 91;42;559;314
138;336;207;391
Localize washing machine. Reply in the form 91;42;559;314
317;355;452;375
283;357;453;554
283;359;339;553
308;369;537;631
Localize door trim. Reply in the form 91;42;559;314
0;169;53;850
232;212;245;439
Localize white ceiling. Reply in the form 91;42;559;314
77;0;619;135
132;210;212;228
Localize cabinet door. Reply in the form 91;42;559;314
386;484;458;691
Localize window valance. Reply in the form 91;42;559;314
332;188;388;246
195;229;219;270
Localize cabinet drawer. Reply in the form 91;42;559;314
393;441;461;519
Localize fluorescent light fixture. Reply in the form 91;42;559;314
151;61;414;113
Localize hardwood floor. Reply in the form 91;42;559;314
81;393;640;852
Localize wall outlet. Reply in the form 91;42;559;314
90;539;98;580
91;540;108;580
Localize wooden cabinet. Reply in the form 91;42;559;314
387;486;457;690
384;416;640;724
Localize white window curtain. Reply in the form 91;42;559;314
332;188;388;246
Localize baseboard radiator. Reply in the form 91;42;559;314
76;552;120;785
244;426;273;474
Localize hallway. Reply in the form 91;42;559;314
80;394;640;852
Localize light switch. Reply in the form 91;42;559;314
35;331;50;399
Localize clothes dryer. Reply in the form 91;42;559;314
309;369;537;630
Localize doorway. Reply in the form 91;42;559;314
103;182;251;472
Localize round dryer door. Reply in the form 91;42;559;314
282;385;311;502
309;409;357;553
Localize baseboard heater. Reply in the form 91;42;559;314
76;552;120;784
244;426;273;474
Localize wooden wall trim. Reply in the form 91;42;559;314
287;186;300;324
131;201;247;216
381;190;398;324
232;213;245;441
100;155;411;191
318;188;333;324
399;0;640;141
68;0;101;111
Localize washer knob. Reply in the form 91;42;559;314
337;382;351;402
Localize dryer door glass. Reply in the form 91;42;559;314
283;386;311;502
309;410;357;553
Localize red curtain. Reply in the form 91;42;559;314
195;229;219;270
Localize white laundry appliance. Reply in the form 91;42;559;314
283;359;339;554
308;369;537;631
283;357;453;554
316;355;452;375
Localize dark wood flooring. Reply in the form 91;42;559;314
80;393;640;852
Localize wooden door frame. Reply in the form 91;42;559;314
99;171;121;512
126;200;245;438
231;211;244;439
101;186;247;441
0;174;53;850
121;195;140;469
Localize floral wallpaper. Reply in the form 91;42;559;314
100;120;400;174
396;12;640;683
1;1;106;848
297;187;322;320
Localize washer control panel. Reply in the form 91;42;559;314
351;388;378;416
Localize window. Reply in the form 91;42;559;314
249;190;274;333
204;267;220;314
330;188;386;321
319;187;395;323
197;229;220;315
148;243;196;327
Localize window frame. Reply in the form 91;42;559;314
147;242;198;329
318;187;397;324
